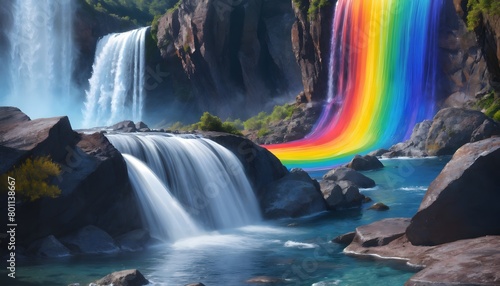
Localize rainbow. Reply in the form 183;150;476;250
264;0;443;171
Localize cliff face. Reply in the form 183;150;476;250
437;0;489;108
474;11;500;90
290;0;333;103
156;0;303;118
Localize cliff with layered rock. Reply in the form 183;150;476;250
155;0;303;119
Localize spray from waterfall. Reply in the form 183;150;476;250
83;27;148;128
2;0;78;122
107;133;262;231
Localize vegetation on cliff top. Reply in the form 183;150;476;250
168;103;297;138
83;0;179;25
467;0;500;30
1;157;61;202
292;0;331;18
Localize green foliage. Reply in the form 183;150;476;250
150;14;162;42
257;128;270;138
83;0;180;25
476;91;500;121
308;0;330;17
467;0;500;30
243;104;297;131
1;157;61;202
199;112;223;131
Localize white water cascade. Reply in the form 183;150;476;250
83;27;148;128
123;154;201;241
107;134;262;231
5;0;76;120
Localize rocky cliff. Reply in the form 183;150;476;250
156;0;303;119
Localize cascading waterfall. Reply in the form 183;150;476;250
83;27;148;128
107;133;262;231
3;0;76;120
123;154;201;241
266;0;444;170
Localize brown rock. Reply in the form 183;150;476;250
95;269;148;286
407;137;500;246
368;202;389;211
246;276;286;284
425;108;500;156
323;167;375;188
353;218;409;247
333;232;356;245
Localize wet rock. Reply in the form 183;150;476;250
347;155;384;171
323;167;375;188
95;269;148;286
185;283;205;286
26;235;71;258
368;149;390;157
333;232;356;245
60;225;119;254
261;168;327;219
117;229;150;252
246;276;286;284
407;137;500;246
368;202;390;211
352;218;410;247
111;120;137;132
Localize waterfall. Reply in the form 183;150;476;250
83;27;148;128
3;0;76;120
107;133;262;231
123;154;201;241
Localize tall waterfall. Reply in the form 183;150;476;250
123;154;202;241
83;27;148;128
107;133;262;231
3;0;76;120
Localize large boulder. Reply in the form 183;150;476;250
94;269;148;286
260;169;327;219
352;218;410;247
60;225;119;254
116;229;150;252
322;167;375;188
320;180;364;209
347;155;384;171
407;137;500;246
425;108;500;156
26;235;71;258
0;108;141;245
385;120;432;158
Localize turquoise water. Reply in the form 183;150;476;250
2;157;449;286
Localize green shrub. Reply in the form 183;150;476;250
467;0;500;30
308;0;330;17
199;112;223;131
257;128;270;138
1;157;61;202
493;110;500;122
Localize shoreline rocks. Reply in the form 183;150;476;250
94;269;148;286
338;137;500;285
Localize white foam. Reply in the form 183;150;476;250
399;186;427;192
312;280;342;286
284;240;318;249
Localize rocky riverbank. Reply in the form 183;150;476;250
336;137;500;285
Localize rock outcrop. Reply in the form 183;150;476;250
156;0;302;118
320;180;364;210
26;235;71;258
260;168;326;219
0;107;142;246
94;269;149;286
322;167;375;188
60;225;120;254
343;222;500;286
290;0;332;102
347;155;384;171
340;137;500;285
406;137;500;246
381;108;500;157
437;0;490;107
